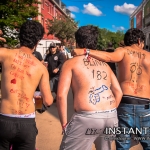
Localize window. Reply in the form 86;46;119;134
55;11;58;19
42;0;44;8
49;5;51;14
41;18;44;26
52;7;54;16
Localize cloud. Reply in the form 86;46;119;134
67;6;79;13
112;25;125;31
83;3;102;16
71;13;75;18
114;3;137;15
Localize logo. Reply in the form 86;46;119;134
54;56;58;60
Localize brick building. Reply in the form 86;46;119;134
130;0;150;51
37;0;71;40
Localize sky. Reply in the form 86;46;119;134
62;0;143;32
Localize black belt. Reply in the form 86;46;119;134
121;98;150;109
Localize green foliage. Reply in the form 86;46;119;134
0;0;41;48
47;17;78;45
97;28;124;50
47;16;124;48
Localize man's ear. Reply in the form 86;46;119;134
138;38;140;45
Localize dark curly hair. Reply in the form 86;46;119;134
75;25;98;49
19;20;44;49
124;28;145;46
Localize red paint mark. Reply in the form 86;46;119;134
26;71;31;77
25;59;36;66
26;103;30;108
11;64;16;69
11;79;16;84
23;65;29;69
87;56;91;61
13;58;22;65
17;68;24;74
10;71;24;80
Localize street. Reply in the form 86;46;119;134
35;88;143;150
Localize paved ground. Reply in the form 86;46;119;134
35;89;143;150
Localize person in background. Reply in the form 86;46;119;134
58;45;67;60
32;49;44;63
43;50;49;60
45;42;65;102
105;42;116;76
119;40;125;47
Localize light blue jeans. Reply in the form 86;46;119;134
116;101;150;150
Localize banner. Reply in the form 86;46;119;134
136;10;142;29
130;18;134;28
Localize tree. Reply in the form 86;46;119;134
47;17;78;45
97;28;124;50
0;0;41;48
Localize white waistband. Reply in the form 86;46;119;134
0;112;35;118
78;108;117;114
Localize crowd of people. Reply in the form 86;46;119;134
0;20;150;150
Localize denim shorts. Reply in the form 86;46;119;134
116;95;150;150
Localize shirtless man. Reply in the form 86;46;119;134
0;20;53;150
72;28;150;149
57;25;122;150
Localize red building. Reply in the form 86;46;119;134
37;0;71;40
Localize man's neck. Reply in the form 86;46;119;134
51;51;56;54
20;46;34;54
131;44;143;50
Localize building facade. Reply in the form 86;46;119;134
37;0;71;40
130;0;150;50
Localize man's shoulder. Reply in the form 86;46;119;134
0;47;10;51
62;57;78;67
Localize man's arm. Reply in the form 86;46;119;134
57;53;65;69
0;48;9;62
53;53;65;74
110;70;123;107
57;60;72;127
39;67;53;106
73;47;125;63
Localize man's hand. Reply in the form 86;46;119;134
62;123;68;134
71;48;85;56
53;68;59;74
0;37;6;42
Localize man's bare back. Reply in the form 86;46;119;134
59;56;122;112
73;42;150;99
115;45;150;98
0;47;52;115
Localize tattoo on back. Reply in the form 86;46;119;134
127;49;146;59
130;62;142;82
83;58;107;67
89;85;108;105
